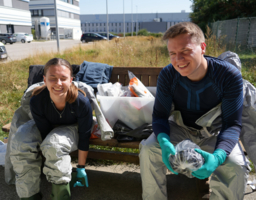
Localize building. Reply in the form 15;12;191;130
80;11;190;34
29;0;81;39
0;0;32;34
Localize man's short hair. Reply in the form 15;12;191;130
163;22;205;44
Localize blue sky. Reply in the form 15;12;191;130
79;0;193;15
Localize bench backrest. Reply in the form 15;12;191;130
110;67;163;86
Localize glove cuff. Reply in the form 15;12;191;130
157;133;170;144
76;168;85;172
213;149;227;166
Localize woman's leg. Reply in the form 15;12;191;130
9;120;42;198
40;124;79;184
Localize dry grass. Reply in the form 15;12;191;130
0;35;256;141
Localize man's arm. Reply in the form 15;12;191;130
152;66;174;137
215;65;243;156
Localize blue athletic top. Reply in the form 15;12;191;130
153;56;243;155
30;88;93;151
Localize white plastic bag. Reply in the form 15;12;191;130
169;140;204;178
128;71;154;98
0;141;7;166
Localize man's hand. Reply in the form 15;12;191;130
192;149;227;179
157;133;178;175
73;168;89;187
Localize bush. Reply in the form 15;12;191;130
138;29;149;36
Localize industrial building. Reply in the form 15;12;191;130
80;11;190;34
29;0;81;39
0;0;32;34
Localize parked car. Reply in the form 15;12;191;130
13;33;33;43
81;33;107;43
0;33;16;44
0;42;8;60
98;32;119;40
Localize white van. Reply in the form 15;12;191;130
13;33;33;43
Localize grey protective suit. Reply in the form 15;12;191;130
139;51;255;200
5;81;114;198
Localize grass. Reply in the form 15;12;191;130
1;35;256;168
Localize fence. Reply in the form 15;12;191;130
211;17;256;49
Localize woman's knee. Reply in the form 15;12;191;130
10;120;41;153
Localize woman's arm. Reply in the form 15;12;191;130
78;150;88;165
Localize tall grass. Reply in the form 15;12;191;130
0;35;256;142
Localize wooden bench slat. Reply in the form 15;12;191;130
119;74;126;86
111;67;162;75
70;149;139;164
149;75;158;86
2;122;11;132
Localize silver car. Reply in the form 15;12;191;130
13;33;33;43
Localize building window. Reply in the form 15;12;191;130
119;23;121;26
115;23;117;26
104;23;105;26
88;23;90;26
43;9;55;16
92;24;94;26
100;23;101;26
3;0;12;7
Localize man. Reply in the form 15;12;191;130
139;22;250;200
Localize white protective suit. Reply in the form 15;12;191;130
5;81;114;198
139;51;256;200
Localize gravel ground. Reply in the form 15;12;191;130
1;163;256;200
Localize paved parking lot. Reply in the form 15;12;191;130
4;39;82;61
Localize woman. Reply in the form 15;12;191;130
10;58;92;200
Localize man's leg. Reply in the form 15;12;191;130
9;120;42;198
139;121;193;200
40;124;79;199
210;143;249;200
198;137;249;200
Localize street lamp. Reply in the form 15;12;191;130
54;0;60;52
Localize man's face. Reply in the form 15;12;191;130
167;33;206;81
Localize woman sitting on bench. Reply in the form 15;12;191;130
10;58;93;200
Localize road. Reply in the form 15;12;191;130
4;40;82;61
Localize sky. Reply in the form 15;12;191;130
79;0;193;15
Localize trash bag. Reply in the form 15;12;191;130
169;140;204;178
128;71;154;98
113;120;153;142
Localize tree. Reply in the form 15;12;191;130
190;0;256;32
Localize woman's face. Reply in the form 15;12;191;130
43;64;73;100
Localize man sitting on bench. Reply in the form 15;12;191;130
139;22;250;200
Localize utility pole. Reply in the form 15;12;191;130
54;0;60;52
123;0;125;38
136;6;138;36
131;0;133;36
106;0;109;40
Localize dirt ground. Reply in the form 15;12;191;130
1;163;256;200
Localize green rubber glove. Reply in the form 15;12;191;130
73;168;89;187
157;133;178;175
192;149;227;179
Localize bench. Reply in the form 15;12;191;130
2;66;210;199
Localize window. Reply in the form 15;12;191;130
84;23;86;26
100;23;101;26
3;0;12;7
70;13;74;19
43;9;55;16
88;23;90;26
119;23;121;26
115;23;117;26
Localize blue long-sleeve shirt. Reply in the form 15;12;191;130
153;56;243;156
30;88;93;151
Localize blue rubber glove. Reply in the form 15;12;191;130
157;133;178;175
73;168;89;187
192;149;227;179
